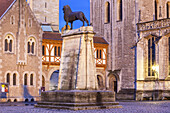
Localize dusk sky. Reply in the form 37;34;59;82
59;0;90;30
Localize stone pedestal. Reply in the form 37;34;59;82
35;27;122;110
58;26;97;90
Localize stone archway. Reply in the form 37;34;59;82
109;75;117;93
49;70;59;90
97;75;104;90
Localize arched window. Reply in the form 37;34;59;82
148;37;156;76
4;34;14;52
155;0;158;20
13;73;16;85
24;74;28;85
30;74;33;86
105;2;110;23
6;73;10;85
117;0;123;21
167;2;170;18
31;42;34;54
5;39;8;51
27;37;36;54
9;40;12;52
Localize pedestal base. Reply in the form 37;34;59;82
35;90;122;110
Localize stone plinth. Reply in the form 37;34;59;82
35;27;121;110
58;26;97;90
35;90;122;110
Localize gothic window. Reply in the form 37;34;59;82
27;37;36;54
117;0;123;21
13;73;16;85
105;2;110;23
155;0;158;20
4;35;14;53
148;37;156;76
30;74;33;86
99;50;102;59
167;2;170;18
6;73;10;85
24;74;28;85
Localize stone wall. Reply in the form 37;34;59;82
0;0;42;102
28;0;59;31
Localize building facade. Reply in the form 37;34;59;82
0;0;42;102
90;0;170;100
27;0;59;32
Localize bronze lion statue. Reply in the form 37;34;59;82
63;5;89;30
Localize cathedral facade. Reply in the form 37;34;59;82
90;0;170;100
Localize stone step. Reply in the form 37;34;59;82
35;104;122;110
37;101;120;107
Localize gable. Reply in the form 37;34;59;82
0;0;16;19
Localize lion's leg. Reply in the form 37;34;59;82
66;21;68;30
71;22;73;29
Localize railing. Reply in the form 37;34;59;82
137;18;170;32
42;55;61;65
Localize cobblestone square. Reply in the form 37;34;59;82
0;101;169;113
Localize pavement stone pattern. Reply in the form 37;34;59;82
0;101;169;113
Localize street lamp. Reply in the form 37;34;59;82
152;64;159;100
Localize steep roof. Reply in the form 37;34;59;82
43;32;62;41
93;36;109;44
0;0;16;19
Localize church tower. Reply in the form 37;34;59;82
27;0;59;32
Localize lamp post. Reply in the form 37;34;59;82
152;64;159;100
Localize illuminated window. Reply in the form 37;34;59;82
117;0;123;21
148;37;156;76
167;2;170;18
105;2;110;23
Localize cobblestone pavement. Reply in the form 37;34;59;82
0;101;169;113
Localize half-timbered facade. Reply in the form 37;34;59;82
41;33;109;91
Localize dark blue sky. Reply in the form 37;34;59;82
59;0;90;30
